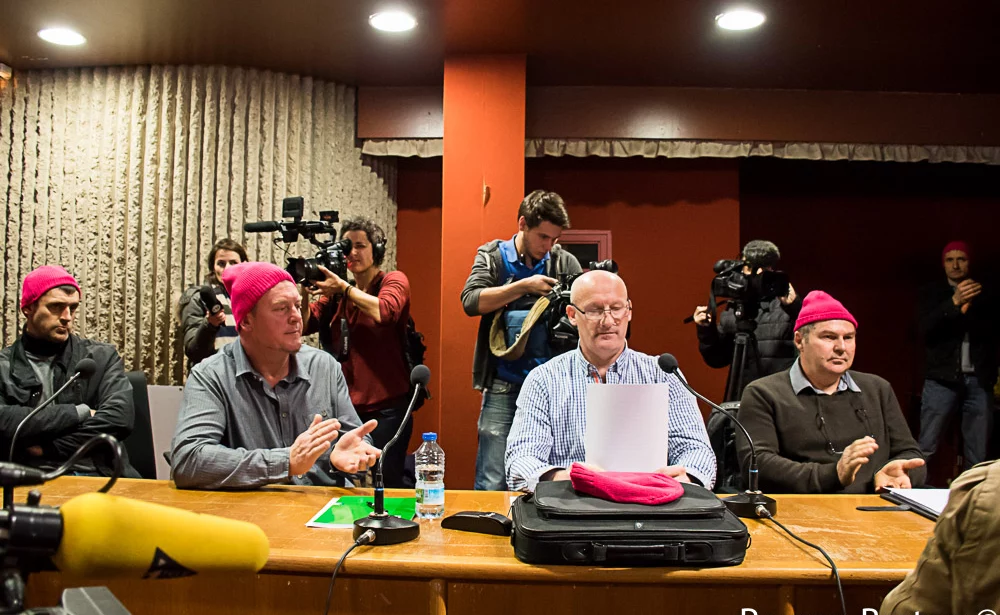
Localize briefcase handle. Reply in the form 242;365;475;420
592;542;684;563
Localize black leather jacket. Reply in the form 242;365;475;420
0;334;139;476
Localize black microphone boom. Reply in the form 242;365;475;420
352;364;430;546
657;353;777;519
8;357;99;464
243;221;282;233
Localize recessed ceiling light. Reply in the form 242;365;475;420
369;11;417;32
716;9;766;31
38;27;87;46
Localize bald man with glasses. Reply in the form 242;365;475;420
737;291;926;494
504;270;716;492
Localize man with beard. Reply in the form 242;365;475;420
171;262;380;490
0;265;138;476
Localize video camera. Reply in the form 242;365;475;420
548;259;619;355
710;259;789;313
243;196;351;283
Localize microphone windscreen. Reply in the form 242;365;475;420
198;286;223;314
74;358;98;379
243;221;280;233
54;493;269;578
657;353;679;374
410;364;431;386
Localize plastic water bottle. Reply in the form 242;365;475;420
415;432;445;519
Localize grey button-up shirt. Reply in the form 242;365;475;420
170;339;365;490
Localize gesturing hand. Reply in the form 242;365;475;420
952;279;982;307
329;419;382;474
289;414;342;477
836;436;878;486
874;458;926;491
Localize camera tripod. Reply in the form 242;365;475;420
722;304;764;404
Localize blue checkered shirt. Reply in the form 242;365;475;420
505;346;717;492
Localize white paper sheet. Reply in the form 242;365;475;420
584;382;670;472
886;488;950;516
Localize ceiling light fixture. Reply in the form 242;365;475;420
37;27;87;46
715;9;766;31
369;11;417;32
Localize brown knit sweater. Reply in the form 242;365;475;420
737;369;926;494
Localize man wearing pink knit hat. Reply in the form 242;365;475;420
736;290;926;493
171;261;380;490
0;265;139;477
916;241;997;473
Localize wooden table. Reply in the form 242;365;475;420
21;478;934;615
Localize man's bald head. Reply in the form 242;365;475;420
570;270;627;306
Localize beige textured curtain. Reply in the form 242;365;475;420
0;66;398;385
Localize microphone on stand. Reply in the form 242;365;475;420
657;353;777;518
352;364;431;546
8;358;98;463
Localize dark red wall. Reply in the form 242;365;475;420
395;157;443;455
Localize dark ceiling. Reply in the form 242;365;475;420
1;0;996;93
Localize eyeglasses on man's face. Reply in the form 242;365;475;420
570;301;632;322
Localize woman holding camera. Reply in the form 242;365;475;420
179;238;247;370
302;217;414;487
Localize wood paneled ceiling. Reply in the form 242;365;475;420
1;0;996;93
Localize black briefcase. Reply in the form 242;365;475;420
511;480;749;567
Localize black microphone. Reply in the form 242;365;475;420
657;353;777;518
353;364;431;546
198;286;223;317
243;221;282;233
8;358;99;463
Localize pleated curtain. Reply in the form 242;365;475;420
0;66;398;385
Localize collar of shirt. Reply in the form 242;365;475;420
571;344;631;383
789;357;860;395
500;234;550;271
232;339;311;385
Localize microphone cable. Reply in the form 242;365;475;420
322;529;375;615
755;506;846;615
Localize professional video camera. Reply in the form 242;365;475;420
244;196;351;283
710;259;790;310
548;259;619;355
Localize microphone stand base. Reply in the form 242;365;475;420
353;513;420;546
724;492;777;519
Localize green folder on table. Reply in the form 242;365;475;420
307;496;417;529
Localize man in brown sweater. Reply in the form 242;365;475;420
737;290;926;494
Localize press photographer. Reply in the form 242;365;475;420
460;190;582;491
300;217;416;488
691;240;801;401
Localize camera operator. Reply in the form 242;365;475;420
301;217;414;488
460;190;582;491
179;239;247;370
692;240;801;396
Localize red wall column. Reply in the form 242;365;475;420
439;55;526;488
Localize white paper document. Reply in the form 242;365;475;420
585;382;670;472
886;488;950;517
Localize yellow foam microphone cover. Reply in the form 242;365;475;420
53;492;269;578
